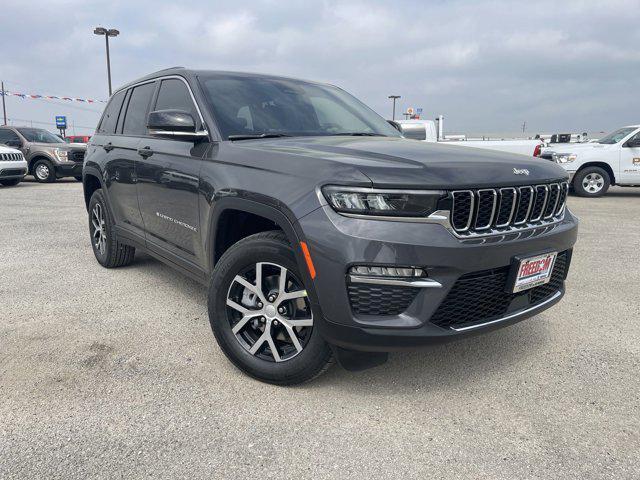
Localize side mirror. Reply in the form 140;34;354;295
147;110;208;141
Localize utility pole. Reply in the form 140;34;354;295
388;95;401;121
1;81;7;125
522;121;526;133
94;27;120;96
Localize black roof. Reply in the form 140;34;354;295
114;67;331;95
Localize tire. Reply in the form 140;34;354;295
207;231;333;385
75;176;83;182
573;166;610;197
32;159;56;183
88;189;135;268
0;178;21;186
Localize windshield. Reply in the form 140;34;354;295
199;74;401;140
598;127;637;144
17;128;65;144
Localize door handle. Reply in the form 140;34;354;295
137;146;154;158
103;142;114;152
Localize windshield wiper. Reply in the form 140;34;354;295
228;133;292;141
328;132;385;137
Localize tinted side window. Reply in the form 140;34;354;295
97;90;126;134
0;129;21;144
122;82;156;136
154;79;199;126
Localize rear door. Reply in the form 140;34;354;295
105;82;156;237
135;77;206;269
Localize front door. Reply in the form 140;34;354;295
620;130;640;184
134;78;206;268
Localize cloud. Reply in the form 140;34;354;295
0;0;638;135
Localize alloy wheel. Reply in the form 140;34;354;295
582;173;604;193
226;262;313;362
91;203;107;255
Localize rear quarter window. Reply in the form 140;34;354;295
97;90;126;135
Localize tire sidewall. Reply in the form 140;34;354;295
88;190;113;266
573;167;610;197
32;159;56;183
207;235;330;383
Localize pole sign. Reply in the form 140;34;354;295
416;108;423;115
55;115;67;129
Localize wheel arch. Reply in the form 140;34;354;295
207;198;320;306
575;161;616;185
28;154;55;174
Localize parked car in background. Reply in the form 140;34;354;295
66;135;91;144
0;126;87;182
83;68;577;384
394;119;544;157
0;144;28;186
540;125;640;197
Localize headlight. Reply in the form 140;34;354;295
552;153;577;164
54;148;69;161
322;186;444;217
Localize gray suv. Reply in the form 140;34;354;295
0;126;86;182
83;68;578;384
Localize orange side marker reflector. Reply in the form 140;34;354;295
300;241;316;279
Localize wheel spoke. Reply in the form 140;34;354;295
249;332;268;355
226;298;249;315
286;318;313;328
278;266;288;296
266;336;282;362
232;314;255;334
232;275;265;301
282;324;303;353
278;289;308;303
255;262;264;296
92;219;100;231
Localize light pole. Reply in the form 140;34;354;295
388;95;401;121
94;27;120;96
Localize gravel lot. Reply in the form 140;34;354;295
1;179;638;479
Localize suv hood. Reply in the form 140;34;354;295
236;136;568;189
0;144;21;154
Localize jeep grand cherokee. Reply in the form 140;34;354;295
83;68;578;384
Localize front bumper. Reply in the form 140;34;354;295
55;162;83;177
299;205;578;352
0;160;28;179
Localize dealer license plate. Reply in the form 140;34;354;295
512;252;557;293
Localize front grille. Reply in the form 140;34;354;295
347;284;420;316
69;150;85;162
449;181;568;236
429;251;569;330
0;152;23;161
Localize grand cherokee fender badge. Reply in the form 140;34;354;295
513;168;530;176
156;212;197;232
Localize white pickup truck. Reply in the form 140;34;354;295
540;125;640;197
395;119;543;157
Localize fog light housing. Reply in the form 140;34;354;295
349;266;425;278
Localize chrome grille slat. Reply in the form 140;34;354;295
474;189;497;230
449;181;567;237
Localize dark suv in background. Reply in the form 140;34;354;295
0;126;86;182
83;68;578;384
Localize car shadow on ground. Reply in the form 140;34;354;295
125;251;553;393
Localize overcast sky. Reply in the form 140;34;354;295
1;0;638;136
